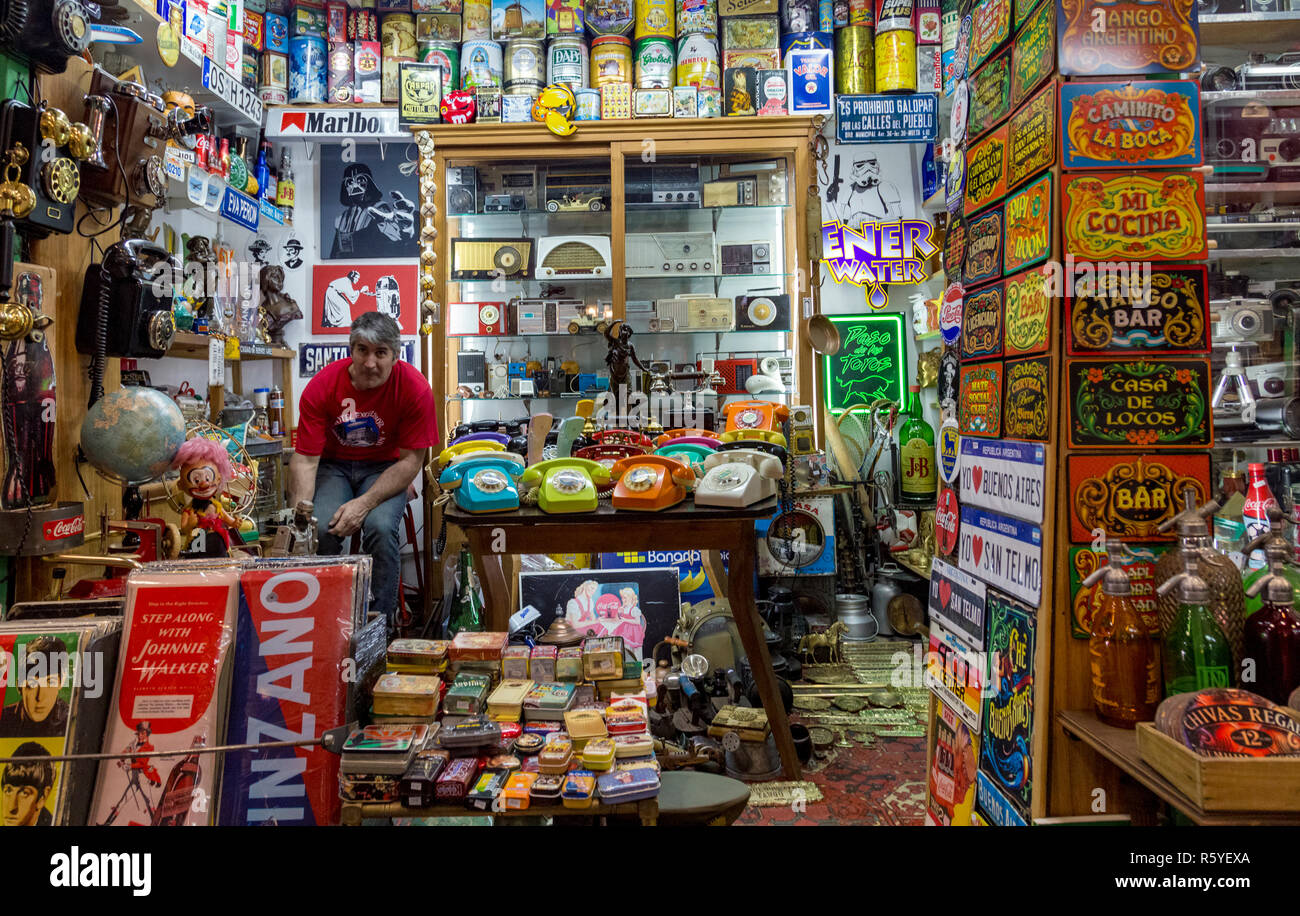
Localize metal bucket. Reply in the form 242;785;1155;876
836;592;876;641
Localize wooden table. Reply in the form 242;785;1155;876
446;497;800;780
1058;710;1300;826
341;797;658;825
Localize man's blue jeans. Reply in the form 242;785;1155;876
314;458;407;626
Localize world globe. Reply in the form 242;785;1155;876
80;387;187;485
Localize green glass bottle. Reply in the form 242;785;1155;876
898;384;937;505
449;548;484;634
1158;553;1234;696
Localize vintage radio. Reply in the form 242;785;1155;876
735;293;790;330
489;362;510;397
789;403;815;456
512;297;587;334
484;192;527;212
79;68;171;210
702;176;757;207
626;232;718;277
447;166;478;215
510;378;536;397
448;301;509;335
721;242;772;275
625;163;702;208
653;296;735;331
457;350;487;394
477;164;538;210
536;235;612;279
1204;96;1300;183
725;162;789;206
713;358;759;394
450;238;534;280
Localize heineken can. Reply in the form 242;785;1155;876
420;39;459;92
835;24;874;94
504;38;545;92
548;35;589;90
635;37;675;88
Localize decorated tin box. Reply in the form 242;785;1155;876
450;630;509;661
514;731;546;754
597;765;660;802
582;636;625;680
581;737;617;770
600;81;632;118
633;86;672;116
436;756;481;800
605;707;647;735
372;673;442;717
561;769;598;808
400;749;450;805
440;714;503;750
613;732;653;757
502;645;531;678
557;646;584;680
538;734;574;773
387;638;450;671
530;645;558;681
503;772;538;808
445;672;492;715
487;678;535;721
468;768;510;809
338;771;401;802
563;708;609;747
522;681;577;720
530;772;564;801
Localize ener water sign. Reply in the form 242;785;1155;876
836;93;940;143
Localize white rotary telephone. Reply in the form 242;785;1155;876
694;448;784;507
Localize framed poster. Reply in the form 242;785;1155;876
1002;355;1052;441
1066;263;1210;354
1006;81;1056;191
1057;0;1199;77
961;281;1004;360
1068;357;1212;448
958;360;1004;437
1069;544;1165;637
1002;266;1052;356
979;588;1037;823
517;567;682;659
967;49;1012;140
1061;79;1201;169
965;121;1010;215
1062;171;1207;261
1002;171;1052;273
318;142;420;260
311;264;419;335
1066;452;1211;543
1011;0;1054;107
964;206;1004;285
821;312;908;414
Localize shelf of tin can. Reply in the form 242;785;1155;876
1208;247;1300;259
1200;10;1300;45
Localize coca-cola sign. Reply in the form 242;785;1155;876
43;515;84;541
936;486;960;557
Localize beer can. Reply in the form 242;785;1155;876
848;0;872;25
634;0;674;40
460;39;504;88
504;38;545;91
463;0;493;38
781;0;816;33
591;35;633;86
548;36;589;90
574;87;602;119
288;35;327;103
585;0;634;35
635;37;675;87
874;24;915;93
675;0;717;35
780;29;831;63
675;31;719;88
835;24;873;93
421;39;460;91
818;0;834;31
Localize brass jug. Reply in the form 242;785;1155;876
1153;486;1246;674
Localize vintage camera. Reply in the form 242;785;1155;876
1246;361;1292;398
1212;297;1277;344
0;0;91;73
76;239;178;360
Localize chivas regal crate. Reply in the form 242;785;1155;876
1136;723;1300;812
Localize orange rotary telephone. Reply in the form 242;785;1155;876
609;455;695;511
722;400;789;434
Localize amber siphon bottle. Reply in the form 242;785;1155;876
1243;547;1300;705
1085;546;1161;727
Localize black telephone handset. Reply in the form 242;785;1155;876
76;239;178;375
716;439;788;463
0;0;91;74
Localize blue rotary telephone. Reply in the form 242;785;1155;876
439;453;526;513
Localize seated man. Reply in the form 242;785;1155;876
289;312;437;627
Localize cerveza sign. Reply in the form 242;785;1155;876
835;93;939;143
267;108;411;140
299;341;416;377
201;57;263;125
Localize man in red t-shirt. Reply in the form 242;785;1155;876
289;312;438;625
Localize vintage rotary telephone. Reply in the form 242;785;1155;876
75;239;178;366
590;428;654;451
438;439;507;467
0;98;98;236
694;446;785;508
439;452;526;513
655;428;721;446
653;437;717;474
721;400;789;434
576;442;644;467
0;0;91;73
520;458;610;513
448;431;511;449
720;427;788;447
78;69;173;214
609;454;695;511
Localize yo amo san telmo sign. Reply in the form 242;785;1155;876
821;218;939;310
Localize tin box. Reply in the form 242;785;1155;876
399;59;443;120
582;636;625;680
786;45;831;113
476;87;502;120
672;84;697;116
548;0;584;32
416;0;461;8
523;720;564;737
597;765;660;802
487;678;535;721
497;721;522;751
259;85;290;103
441;714;502;750
561;769;597;808
328;41;355;101
563;708;609;745
468;768;510;809
355;40;383;101
723;65;757;114
503;772;538;808
444;673;492;715
605;708;647;735
400;749;451;805
633;86;672;116
463;0;492;37
502;645;531;679
719;0;776;11
613;732;653;757
291;1;327;36
522;681;576;720
755;67;787;114
502;92;534;121
538;734;574;773
581;737;617;770
326;0;347;39
530;645;558;681
557;646;584;680
244;9;266;48
492;0;544;37
698;84;721;115
514;732;546;754
722;14;778;49
338;771;401;802
600;81;632;118
372;673;441;717
530;772;564;801
379;0;413;8
450;630;509;661
420;12;462;38
264;11;289;50
387;638;451;669
586;0;634;35
436;756;481;800
722;47;779;68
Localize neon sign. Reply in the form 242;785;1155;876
821;218;939;309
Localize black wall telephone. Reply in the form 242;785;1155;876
76;240;178;370
0;99;81;237
0;0;91;73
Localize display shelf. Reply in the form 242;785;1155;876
446;328;789;339
1213;438;1300;449
166;331;294;361
454;204;791;219
1200;10;1300;45
1208;247;1300;259
626;273;793;282
1207;221;1300;232
1057;710;1300;826
1204;182;1300;203
340;797;659;825
1203;88;1300;103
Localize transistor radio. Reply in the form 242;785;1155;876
713;358;759;395
735;293;789;329
790;403;815;456
625;163;702;208
512;297;587;334
450;238;534;280
626;232;718;277
477;164;538;209
702;176;757;207
536;235;612;279
457;350;487;394
448;301;509;335
721;242;772;275
652;296;735;331
447;166;478;214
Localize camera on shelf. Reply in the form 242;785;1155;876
1212;297;1277;344
1204;94;1300;183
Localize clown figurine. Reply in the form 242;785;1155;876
172;438;241;556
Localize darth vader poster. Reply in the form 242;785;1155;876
318;143;419;260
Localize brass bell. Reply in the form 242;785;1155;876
39;107;72;147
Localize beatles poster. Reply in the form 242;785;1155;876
318;143;419;260
312;264;419;335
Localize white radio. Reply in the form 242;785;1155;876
536;235;613;279
448;301;509;336
626;231;718;277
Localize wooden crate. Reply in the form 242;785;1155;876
1136;723;1300;812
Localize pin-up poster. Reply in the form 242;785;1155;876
1062;171;1207;261
1061;79;1201;169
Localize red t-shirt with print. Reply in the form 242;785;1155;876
295;358;438;462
